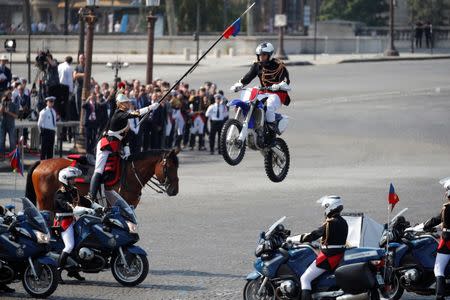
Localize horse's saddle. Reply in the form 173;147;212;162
68;154;122;188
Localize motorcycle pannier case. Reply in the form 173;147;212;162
334;262;376;295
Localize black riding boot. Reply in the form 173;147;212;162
57;251;70;284
0;283;15;293
436;276;446;300
301;289;312;300
87;172;102;201
265;122;278;147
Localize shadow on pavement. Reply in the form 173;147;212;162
63;279;206;292
2;291;109;300
150;269;243;279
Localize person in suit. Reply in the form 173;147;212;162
82;93;99;155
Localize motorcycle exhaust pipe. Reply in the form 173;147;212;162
336;292;369;300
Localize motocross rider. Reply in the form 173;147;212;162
287;195;348;300
230;42;291;145
423;178;450;300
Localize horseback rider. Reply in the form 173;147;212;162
423;178;450;300
288;196;348;300
230;42;291;143
86;93;159;202
54;166;91;283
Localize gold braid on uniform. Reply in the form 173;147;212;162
323;220;330;246
261;59;285;86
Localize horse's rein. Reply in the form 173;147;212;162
128;158;168;194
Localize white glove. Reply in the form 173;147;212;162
286;235;303;244
149;102;160;111
271;83;281;91
122;146;131;159
91;202;103;211
230;82;244;92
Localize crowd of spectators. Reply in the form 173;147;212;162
0;52;230;161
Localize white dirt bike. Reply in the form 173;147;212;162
220;87;290;182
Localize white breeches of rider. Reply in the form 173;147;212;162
263;93;281;123
173;110;185;136
190;115;204;135
300;260;326;291
434;253;450;277
94;141;111;174
61;224;75;254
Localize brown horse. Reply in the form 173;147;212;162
25;149;180;211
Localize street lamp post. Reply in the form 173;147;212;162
275;0;288;60
106;60;129;86
384;0;399;56
146;0;160;85
78;8;86;59
76;0;98;153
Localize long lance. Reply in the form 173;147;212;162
138;2;256;126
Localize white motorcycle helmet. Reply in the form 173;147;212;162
439;177;450;198
256;42;275;61
317;195;344;217
58;167;82;186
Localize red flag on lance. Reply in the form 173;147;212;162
8;146;23;176
388;183;399;211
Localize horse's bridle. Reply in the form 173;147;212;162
129;155;171;194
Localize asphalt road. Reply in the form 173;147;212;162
2;59;450;299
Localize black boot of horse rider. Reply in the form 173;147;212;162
301;289;312;300
175;135;182;149
87;172;102;202
436;276;446;300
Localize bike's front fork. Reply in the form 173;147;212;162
238;105;255;144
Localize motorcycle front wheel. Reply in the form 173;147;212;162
243;278;276;300
111;251;149;287
380;274;404;300
264;138;290;183
22;263;58;298
220;119;246;166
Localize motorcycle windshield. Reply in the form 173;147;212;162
265;216;286;238
116;198;137;224
22;198;49;233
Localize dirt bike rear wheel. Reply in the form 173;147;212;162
264;138;290;183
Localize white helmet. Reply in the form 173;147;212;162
317;195;344;217
439;177;450;198
58;167;82;186
116;93;130;103
256;42;275;58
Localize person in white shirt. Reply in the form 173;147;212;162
205;94;228;155
58;56;74;94
37;96;57;160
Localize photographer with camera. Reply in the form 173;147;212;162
0;55;12;96
0;91;18;160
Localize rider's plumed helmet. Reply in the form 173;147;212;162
317;195;344;217
58;167;82;186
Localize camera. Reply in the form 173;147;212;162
35;50;50;71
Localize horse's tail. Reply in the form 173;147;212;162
25;160;40;206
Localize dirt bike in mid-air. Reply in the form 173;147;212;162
220;87;290;182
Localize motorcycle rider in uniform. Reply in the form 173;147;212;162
86;93;159;201
0;205;15;293
423;178;450;300
54;166;96;283
230;42;291;145
287;195;348;300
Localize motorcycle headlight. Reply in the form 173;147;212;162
34;230;50;244
126;221;138;234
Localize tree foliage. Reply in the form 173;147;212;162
408;0;450;25
319;0;388;26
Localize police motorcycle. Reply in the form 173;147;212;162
220;86;290;183
41;191;149;286
0;198;59;298
244;217;387;300
380;206;450;300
